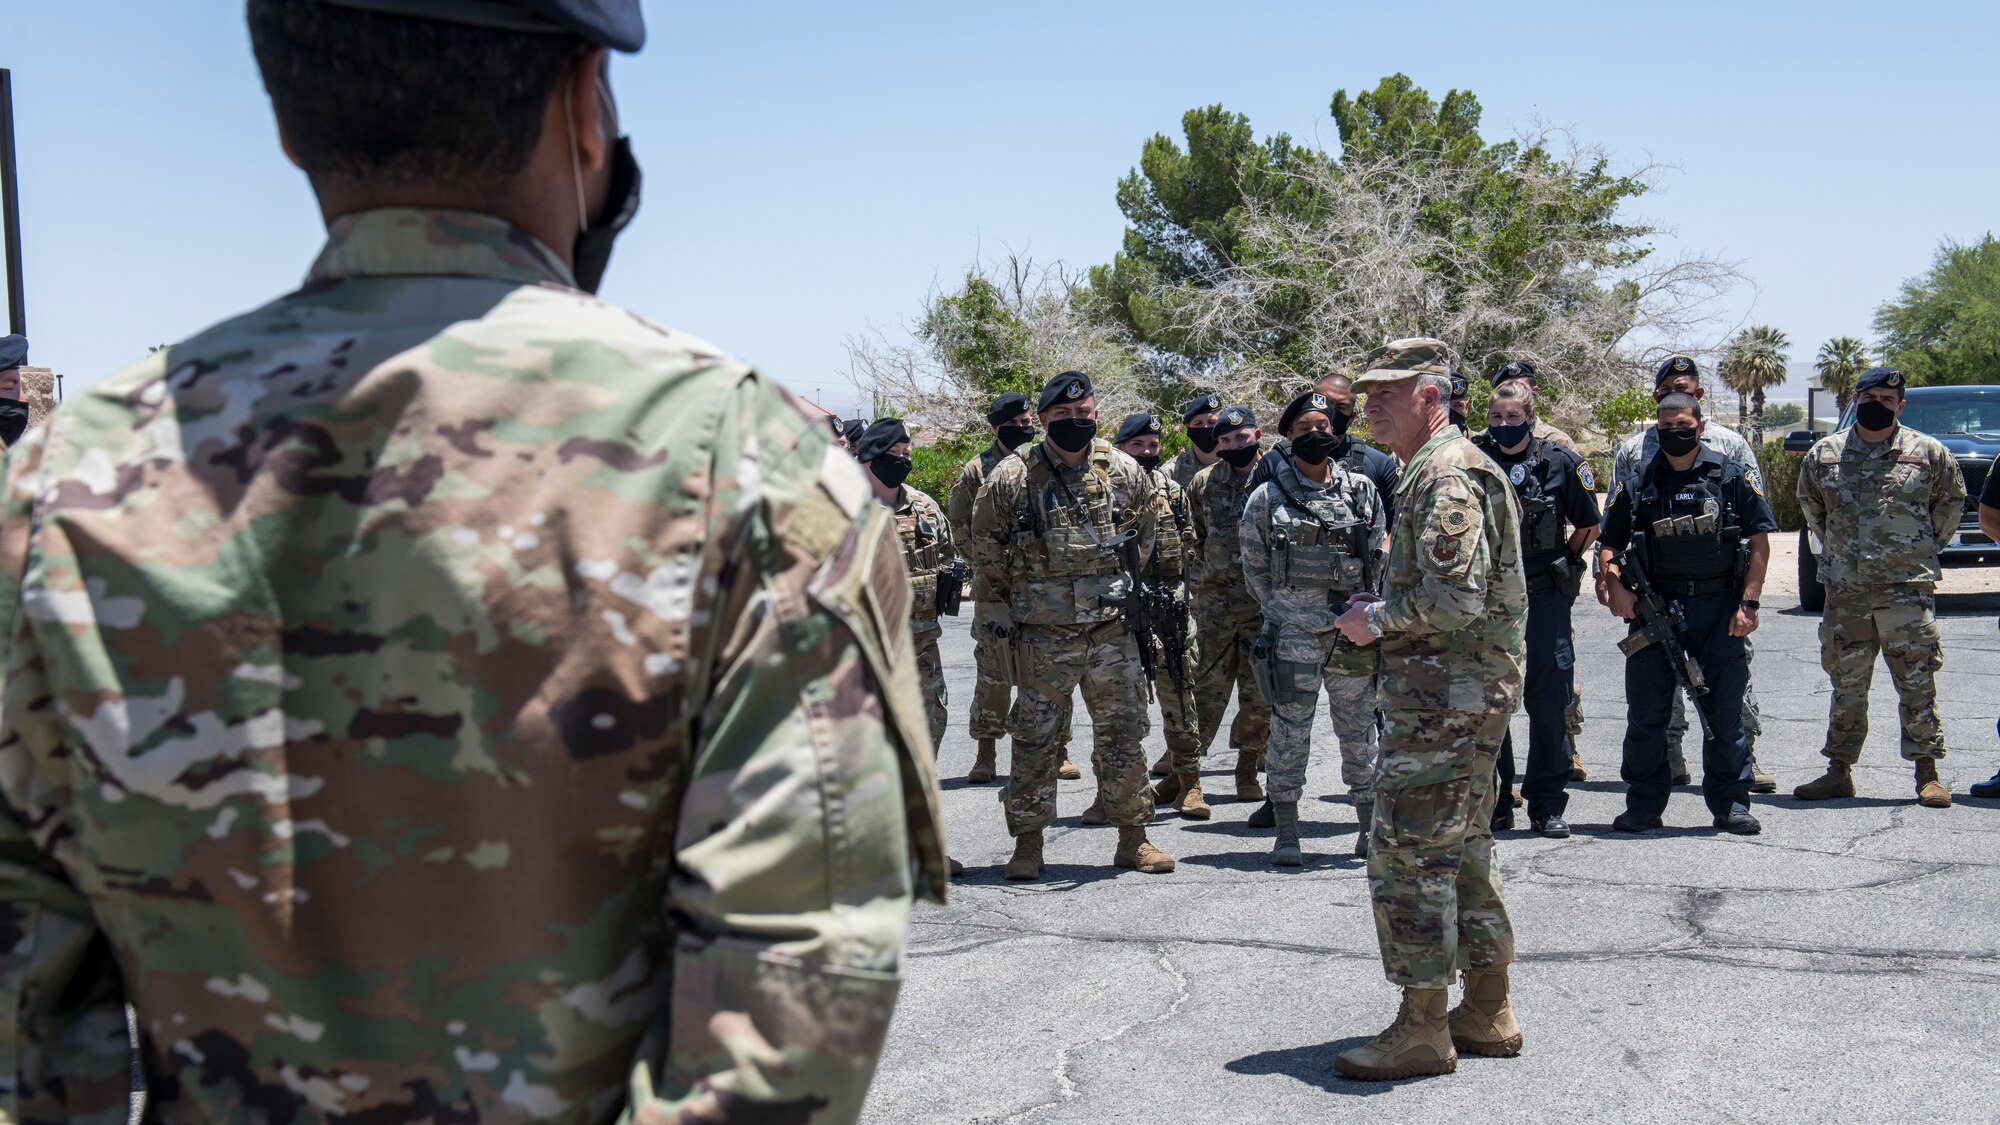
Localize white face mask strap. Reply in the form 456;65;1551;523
566;71;590;235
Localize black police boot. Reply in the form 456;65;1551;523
1970;770;2000;799
1612;810;1662;833
1713;804;1762;835
1246;799;1276;829
1530;814;1570;839
1490;802;1515;832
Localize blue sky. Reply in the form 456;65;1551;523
6;1;1997;414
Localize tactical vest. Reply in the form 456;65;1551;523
897;498;946;620
1149;470;1191;582
1013;444;1127;582
1634;459;1741;583
1477;436;1565;564
1265;459;1369;594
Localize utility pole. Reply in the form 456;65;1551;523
1;69;24;339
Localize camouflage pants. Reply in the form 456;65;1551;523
970;600;1013;741
1820;584;1945;763
1369;709;1514;989
914;620;948;751
1266;623;1378;806
1005;622;1153;834
1154;613;1203;775
1192;600;1271;754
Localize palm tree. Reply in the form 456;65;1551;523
1813;336;1871;416
1719;326;1791;444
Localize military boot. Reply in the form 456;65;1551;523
1003;831;1045;881
1970;770;2000;799
1174;770;1211;820
1271;801;1302;867
1080;794;1109;825
1915;758;1952;808
1149;750;1173;778
1353;802;1373;858
967;739;998;784
1152;771;1183;805
1113;827;1175;873
1333;987;1457;1080
1234;750;1265;802
1057;754;1081;781
948;856;965;878
1793;761;1855;801
1668;747;1692;787
1569;751;1588;783
1749;754;1777;794
1246;800;1276;829
1448;968;1523;1057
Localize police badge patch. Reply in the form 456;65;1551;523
1577;462;1596;491
1746;465;1765;496
1510;463;1527;485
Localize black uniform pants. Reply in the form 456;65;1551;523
1620;590;1752;819
1498;583;1577;820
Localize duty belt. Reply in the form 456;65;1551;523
1652;575;1737;598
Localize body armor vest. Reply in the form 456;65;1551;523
1635;459;1741;582
897;499;946;620
1149;471;1191;582
1013;444;1127;581
1266;459;1368;594
1478;436;1565;565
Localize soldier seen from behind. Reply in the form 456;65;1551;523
0;1;947;1119
1794;366;1966;807
1599;393;1776;836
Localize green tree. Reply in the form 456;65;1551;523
1874;234;2000;385
1812;335;1870;414
1719;325;1792;444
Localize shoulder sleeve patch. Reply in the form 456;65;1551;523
1576;461;1596;492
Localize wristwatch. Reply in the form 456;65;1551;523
1363;601;1385;638
1739;599;1760;611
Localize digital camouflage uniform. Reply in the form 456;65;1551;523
1797;423;1964;763
971;439;1157;834
893;484;957;749
1188;459;1273;757
0;209;947;1124
1142;466;1203;777
1240;455;1385;808
1367;428;1526;987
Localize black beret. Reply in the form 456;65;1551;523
986;392;1030;425
841;418;866;443
1181;392;1223;424
0;334;24;370
1277;390;1333;436
1654;355;1699;387
855;418;910;463
1449;371;1469;400
1213;405;1257;440
1114;412;1163;445
1854;365;1906;395
316;0;644;51
1491;360;1536;386
1038;371;1092;414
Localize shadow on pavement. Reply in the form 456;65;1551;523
1226;1037;1432;1094
1179;850;1363;873
1935;591;2000;615
1178;820;1355;840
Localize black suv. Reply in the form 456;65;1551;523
1783;385;2000;611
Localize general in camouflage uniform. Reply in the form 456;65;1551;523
1111;413;1209;820
1333;339;1526;1082
1189;405;1276;802
971;372;1176;879
1794;366;1965;808
0;4;945;1121
1241;391;1385;866
946;391;1039;784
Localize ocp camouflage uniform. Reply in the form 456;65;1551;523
1240;455;1384;808
1531;418;1577;452
0;208;947;1123
1797;423;1964;764
894;484;957;748
950;443;1026;744
1142;466;1203;777
1189;459;1273;759
1169;447;1219;493
971;439;1157;834
1367;429;1526;987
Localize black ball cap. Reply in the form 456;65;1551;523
1038;371;1093;414
855;418;909;463
1853;365;1905;395
0;334;25;370
986;392;1029;425
1114;412;1162;445
317;0;644;51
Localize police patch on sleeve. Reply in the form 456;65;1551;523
1577;462;1596;491
1745;466;1765;497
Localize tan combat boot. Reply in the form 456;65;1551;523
1448;968;1524;1057
1152;771;1183;805
1003;831;1045;881
1793;761;1855;801
1334;987;1457;1080
1080;794;1109;825
967;739;998;784
1113;826;1176;873
1175;770;1211;820
1234;750;1265;802
1149;749;1173;778
1915;758;1952;809
1057;754;1082;781
1569;750;1588;783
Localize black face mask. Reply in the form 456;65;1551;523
573;137;642;295
1486;420;1533;450
1048;418;1097;453
868;454;912;490
0;400;26;446
1187;425;1218;453
1218;444;1258;469
1658;425;1701;457
997;423;1034;452
1133;453;1162;473
1328;409;1353;437
1292;430;1339;466
1855;400;1898;433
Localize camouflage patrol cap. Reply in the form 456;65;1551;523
1277;390;1333;435
1854;365;1906;396
1114;412;1163;445
1213;404;1258;439
1038;370;1093;413
1352;337;1455;388
1181;392;1223;424
316;0;645;51
0;334;24;370
1491;360;1537;387
1654;354;1700;386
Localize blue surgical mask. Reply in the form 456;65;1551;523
1487;420;1532;449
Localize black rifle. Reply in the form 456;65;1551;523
1119;539;1159;703
1615;537;1715;740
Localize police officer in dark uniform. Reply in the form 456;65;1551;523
1249;369;1401;525
1599;393;1777;835
1473;379;1600;837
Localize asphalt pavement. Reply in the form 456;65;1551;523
864;542;2000;1124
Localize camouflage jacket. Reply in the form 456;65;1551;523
1373;428;1527;714
0;208;945;1125
1143;467;1196;585
969;439;1156;628
1187;458;1263;620
1613;419;1756;492
1241;455;1384;673
1798;424;1965;588
893;484;955;630
1168;447;1219;493
946;441;1020;603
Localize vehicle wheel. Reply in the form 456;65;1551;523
1797;528;1825;613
